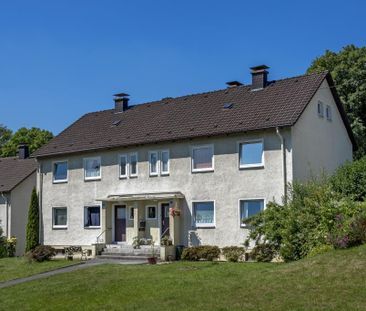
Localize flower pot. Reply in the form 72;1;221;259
147;257;157;264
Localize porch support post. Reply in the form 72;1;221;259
169;199;181;245
133;203;139;238
101;202;107;243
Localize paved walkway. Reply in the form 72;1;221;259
0;258;146;289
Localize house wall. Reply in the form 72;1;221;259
39;130;292;248
292;80;353;180
10;172;36;255
0;193;10;237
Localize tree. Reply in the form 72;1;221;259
26;188;39;252
0;124;12;155
307;45;366;158
0;127;53;157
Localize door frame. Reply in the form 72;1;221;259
159;201;171;241
112;203;127;243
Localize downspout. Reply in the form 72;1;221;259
37;162;43;244
1;192;9;237
276;127;287;201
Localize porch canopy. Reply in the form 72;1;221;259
96;191;185;202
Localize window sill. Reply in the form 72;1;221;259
149;173;159;177
239;164;264;170
84;226;101;229
53;180;68;184
52;226;67;230
129;175;138;178
146;218;157;221
195;224;216;229
192;168;214;173
119;175;128;179
84;177;101;182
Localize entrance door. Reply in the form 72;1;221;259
161;203;170;237
115;205;126;242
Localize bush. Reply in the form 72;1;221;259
222;246;245;262
181;246;220;261
331;156;366;201
307;244;334;258
27;245;56;262
250;243;276;262
0;228;16;258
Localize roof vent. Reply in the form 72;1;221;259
226;81;243;88
114;93;129;112
223;103;234;109
250;65;269;91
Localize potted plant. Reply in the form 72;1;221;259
147;240;157;264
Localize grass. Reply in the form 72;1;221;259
0;257;80;282
1;245;366;311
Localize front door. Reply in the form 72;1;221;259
161;203;170;237
115;205;126;242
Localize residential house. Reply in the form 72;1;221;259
0;144;37;255
32;66;355;256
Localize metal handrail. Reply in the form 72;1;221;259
96;228;110;244
160;227;169;240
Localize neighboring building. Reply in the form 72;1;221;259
0;144;37;255
32;66;355;254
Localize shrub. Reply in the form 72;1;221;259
250;243;276;262
26;188;39;252
0;228;16;258
181;246;220;261
27;245;56;262
222;246;245;262
307;244;334;258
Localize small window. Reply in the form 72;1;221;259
53;207;67;228
192;145;214;172
326;105;332;121
240;199;264;226
161;150;170;175
84;157;101;180
119;154;128;178
239;140;264;168
193;201;215;227
149;151;159;176
129;207;135;220
146;206;157;219
84;206;101;228
129;153;138;177
317;100;324;118
53;161;68;183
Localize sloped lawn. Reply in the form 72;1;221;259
0;257;80;282
1;245;366;310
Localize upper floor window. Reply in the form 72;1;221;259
192;144;214;172
84;157;101;181
317;100;324;118
53;161;68;183
52;207;67;229
149;151;159;176
193;201;215;228
84;205;101;228
239;140;264;168
239;199;264;227
326;105;332;121
148;150;170;176
119;154;128;178
129;153;138;177
161;150;170;175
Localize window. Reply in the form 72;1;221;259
146;206;157;219
239;140;264;168
129;207;135;220
239;199;264;227
84;206;101;228
84;157;101;180
317;100;324;118
192;145;214;172
161;150;170;175
53;161;68;183
53;207;67;228
119;154;128;178
149;151;159;176
193;201;215;227
326;105;332;121
129;153;138;177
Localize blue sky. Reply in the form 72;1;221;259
1;0;365;134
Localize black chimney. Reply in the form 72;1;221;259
114;93;129;112
250;65;269;90
18;143;29;159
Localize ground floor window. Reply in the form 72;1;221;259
193;201;215;227
129;206;135;220
146;206;157;219
53;207;67;229
84;206;101;228
240;199;264;227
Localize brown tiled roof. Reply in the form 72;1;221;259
32;72;356;158
0;157;37;192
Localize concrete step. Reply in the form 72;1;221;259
97;254;158;261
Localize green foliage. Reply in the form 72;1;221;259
0;127;53;157
307;45;366;158
307;244;334;258
330;156;366;201
181;246;220;261
221;246;245;262
26;245;56;262
250;243;276;262
0;124;12;155
26;188;39;252
0;228;17;258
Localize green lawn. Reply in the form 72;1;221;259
0;257;80;282
1;245;366;311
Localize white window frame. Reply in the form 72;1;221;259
129;152;138;177
192;200;216;228
83;156;102;181
326;104;332;121
317;100;324;118
52;160;68;183
129;206;135;220
160;149;170;175
238;198;266;228
52;207;68;229
84;205;102;229
148;151;159;176
191;144;214;173
119;154;128;178
145;205;157;220
238;139;264;169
